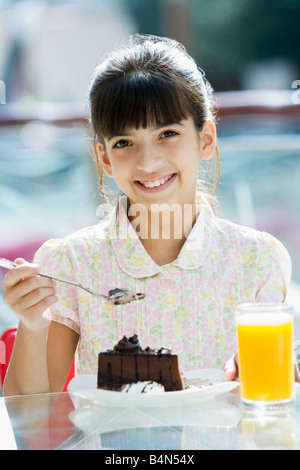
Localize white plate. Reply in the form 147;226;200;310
67;369;239;409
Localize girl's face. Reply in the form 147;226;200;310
97;117;216;210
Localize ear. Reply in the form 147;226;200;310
199;120;217;161
96;142;113;177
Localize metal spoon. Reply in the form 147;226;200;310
0;257;145;305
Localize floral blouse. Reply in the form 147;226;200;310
34;195;291;375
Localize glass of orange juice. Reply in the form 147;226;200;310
236;303;294;409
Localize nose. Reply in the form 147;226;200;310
135;142;162;173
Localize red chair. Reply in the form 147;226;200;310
0;327;75;392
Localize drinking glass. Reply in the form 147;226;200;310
236;303;294;409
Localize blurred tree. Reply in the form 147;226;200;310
124;0;190;50
124;0;162;36
188;0;300;90
123;0;300;91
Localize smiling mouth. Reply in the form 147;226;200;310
136;173;176;189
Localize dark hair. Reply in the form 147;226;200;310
88;34;220;206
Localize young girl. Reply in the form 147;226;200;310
2;35;293;395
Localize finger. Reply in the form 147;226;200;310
2;263;41;288
11;258;38;282
12;275;55;298
295;362;300;383
19;287;58;312
9;284;58;318
14;257;27;265
3;276;55;310
224;353;239;381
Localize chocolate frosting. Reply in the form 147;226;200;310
114;334;141;353
111;334;172;355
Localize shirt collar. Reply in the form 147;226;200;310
109;194;214;278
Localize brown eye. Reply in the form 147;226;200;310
114;140;132;148
160;130;178;139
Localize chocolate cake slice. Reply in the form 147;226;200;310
97;334;184;392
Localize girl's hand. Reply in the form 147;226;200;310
224;352;239;381
2;258;58;332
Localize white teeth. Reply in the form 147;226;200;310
140;174;173;188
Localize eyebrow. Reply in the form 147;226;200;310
106;121;185;142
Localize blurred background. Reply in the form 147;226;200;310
0;0;299;339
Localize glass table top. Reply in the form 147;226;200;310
1;384;300;450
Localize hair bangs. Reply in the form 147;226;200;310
94;72;190;141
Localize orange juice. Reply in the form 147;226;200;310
236;305;294;404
